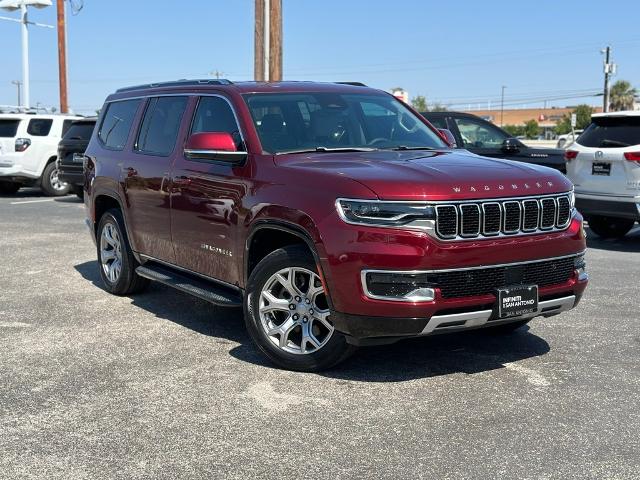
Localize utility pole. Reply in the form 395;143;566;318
500;85;506;127
254;0;282;82
602;46;614;113
11;80;22;106
56;0;68;113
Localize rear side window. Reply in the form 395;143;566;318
424;116;447;129
63;122;96;141
191;96;243;149
136;96;188;155
27;119;53;136
98;99;141;150
0;119;20;137
578;116;640;148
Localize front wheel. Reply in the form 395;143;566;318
588;215;635;239
245;245;356;371
40;161;71;196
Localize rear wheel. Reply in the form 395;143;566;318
40;161;71;196
0;182;20;195
245;245;355;371
97;209;149;295
588;215;635;239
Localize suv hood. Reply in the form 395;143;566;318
275;149;572;201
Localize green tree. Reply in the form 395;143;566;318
555;104;594;134
503;124;524;137
411;95;428;112
524;119;540;139
609;80;637;111
428;102;448;112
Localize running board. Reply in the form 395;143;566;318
135;264;242;307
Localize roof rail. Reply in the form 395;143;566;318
335;82;367;87
116;79;233;93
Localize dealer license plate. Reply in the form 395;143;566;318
497;285;538;319
592;162;611;176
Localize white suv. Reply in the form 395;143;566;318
0;113;83;196
566;111;640;238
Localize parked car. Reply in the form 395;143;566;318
57;117;97;199
0;113;84;195
566;111;640;238
421;111;567;173
84;79;588;371
556;130;583;149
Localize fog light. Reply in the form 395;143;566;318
574;254;588;281
362;271;435;302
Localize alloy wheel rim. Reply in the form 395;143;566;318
258;267;334;355
50;168;68;191
100;222;123;283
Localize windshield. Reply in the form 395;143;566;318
63;122;96;141
0;119;21;138
243;92;446;154
577;116;640;148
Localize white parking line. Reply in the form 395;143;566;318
10;198;56;205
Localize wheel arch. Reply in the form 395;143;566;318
92;190;140;254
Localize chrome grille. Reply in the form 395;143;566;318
434;194;573;240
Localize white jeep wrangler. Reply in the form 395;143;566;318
0;113;83;196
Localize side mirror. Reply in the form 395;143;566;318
502;137;520;153
184;132;247;163
438;128;457;148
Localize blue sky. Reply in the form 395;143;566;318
1;0;639;114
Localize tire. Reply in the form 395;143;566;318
40;161;71;196
0;182;20;195
588;215;635;239
96;208;149;295
244;245;356;372
485;319;531;334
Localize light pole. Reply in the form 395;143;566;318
0;0;53;109
11;80;22;106
500;85;506;127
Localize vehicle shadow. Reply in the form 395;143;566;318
54;195;83;204
74;260;551;382
0;187;74;199
585;226;640;253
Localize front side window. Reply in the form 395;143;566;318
27;119;53;136
191;96;244;150
243;92;446;154
0;119;20;137
136;96;188;155
577;116;640;148
98;99;141;150
453;117;507;148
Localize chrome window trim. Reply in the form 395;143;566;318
459;203;481;237
481;202;501;236
522;199;540;232
435;204;458;239
502;200;522;234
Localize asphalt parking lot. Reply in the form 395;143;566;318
1;189;639;479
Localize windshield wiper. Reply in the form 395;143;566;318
600;139;630;147
386;146;437;151
277;147;379;155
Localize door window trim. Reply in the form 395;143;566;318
132;95;190;158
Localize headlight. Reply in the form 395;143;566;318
336;199;435;228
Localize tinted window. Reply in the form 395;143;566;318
0;119;20;137
136;96;188;155
244;92;445;154
63;122;96;141
453;116;506;148
27;118;53;136
577;116;640;148
62;119;74;137
98;99;141;150
424;115;447;129
191;96;243;149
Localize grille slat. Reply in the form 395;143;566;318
433;256;576;299
434;194;572;240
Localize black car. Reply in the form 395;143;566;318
57;118;97;198
421;111;566;173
